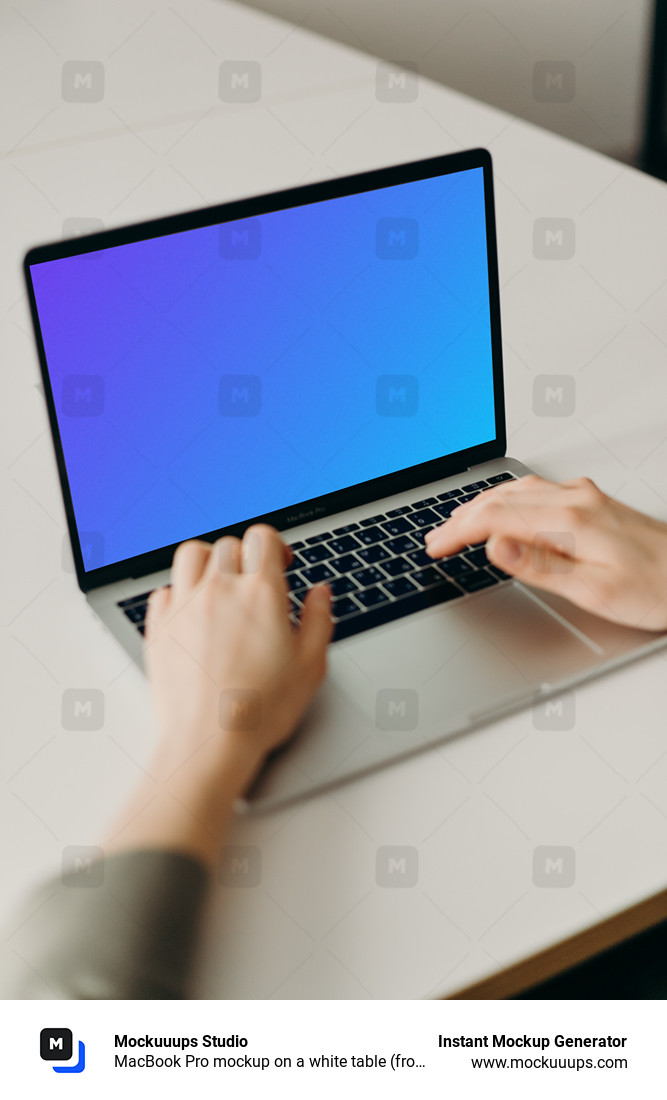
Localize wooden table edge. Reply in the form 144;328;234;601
448;887;667;999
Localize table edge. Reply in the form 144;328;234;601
448;887;667;999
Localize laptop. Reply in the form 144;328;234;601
24;148;664;810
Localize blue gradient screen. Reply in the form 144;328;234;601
29;166;496;571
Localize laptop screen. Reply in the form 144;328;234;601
28;164;496;573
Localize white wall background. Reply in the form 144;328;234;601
238;0;654;161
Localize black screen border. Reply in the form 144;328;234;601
24;147;506;593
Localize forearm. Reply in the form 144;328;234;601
1;850;208;999
106;738;262;869
1;742;261;1000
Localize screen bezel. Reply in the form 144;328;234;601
24;147;506;593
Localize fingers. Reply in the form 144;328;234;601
486;533;574;575
171;540;211;591
210;536;243;575
297;584;334;672
145;584;171;638
426;489;589;560
242;524;291;581
484;532;603;606
175;527;289;597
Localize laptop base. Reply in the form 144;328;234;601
90;457;665;811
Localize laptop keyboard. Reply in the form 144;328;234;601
117;472;515;642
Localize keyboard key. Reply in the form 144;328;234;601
357;526;386;545
358;544;390;565
124;605;146;623
329;534;360;555
286;554;306;573
329;575;359;597
287;572;305;591
355;586;389;608
360;514;383;527
305;533;329;545
383;576;418;598
118;590;153;608
382;516;414;536
437;488;463;501
411;507;440;527
137;623;145;636
382;556;414;577
332;577;463;642
407;547;432;568
488;564;511;581
438;555;473;577
465;546;489;568
434;500;461;519
329;553;363;574
385;535;417;555
456;569;498;592
410;567;443;589
461;480;487;492
301;544;333;564
458;492;479;503
487;471;515;484
354;566;387;587
332;595;360;619
291;587;307;604
333;522;360;535
419;525;437;538
290;540;305;550
301;563;335;584
386;505;411;517
411;496;438;508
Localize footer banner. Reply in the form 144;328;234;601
2;998;657;1098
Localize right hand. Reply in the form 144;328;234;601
425;475;667;632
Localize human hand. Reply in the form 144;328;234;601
425;475;667;632
144;525;333;798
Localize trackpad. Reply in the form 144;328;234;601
245;583;601;809
346;581;602;712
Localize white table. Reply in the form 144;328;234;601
3;0;667;999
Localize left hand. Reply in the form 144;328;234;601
144;524;334;796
